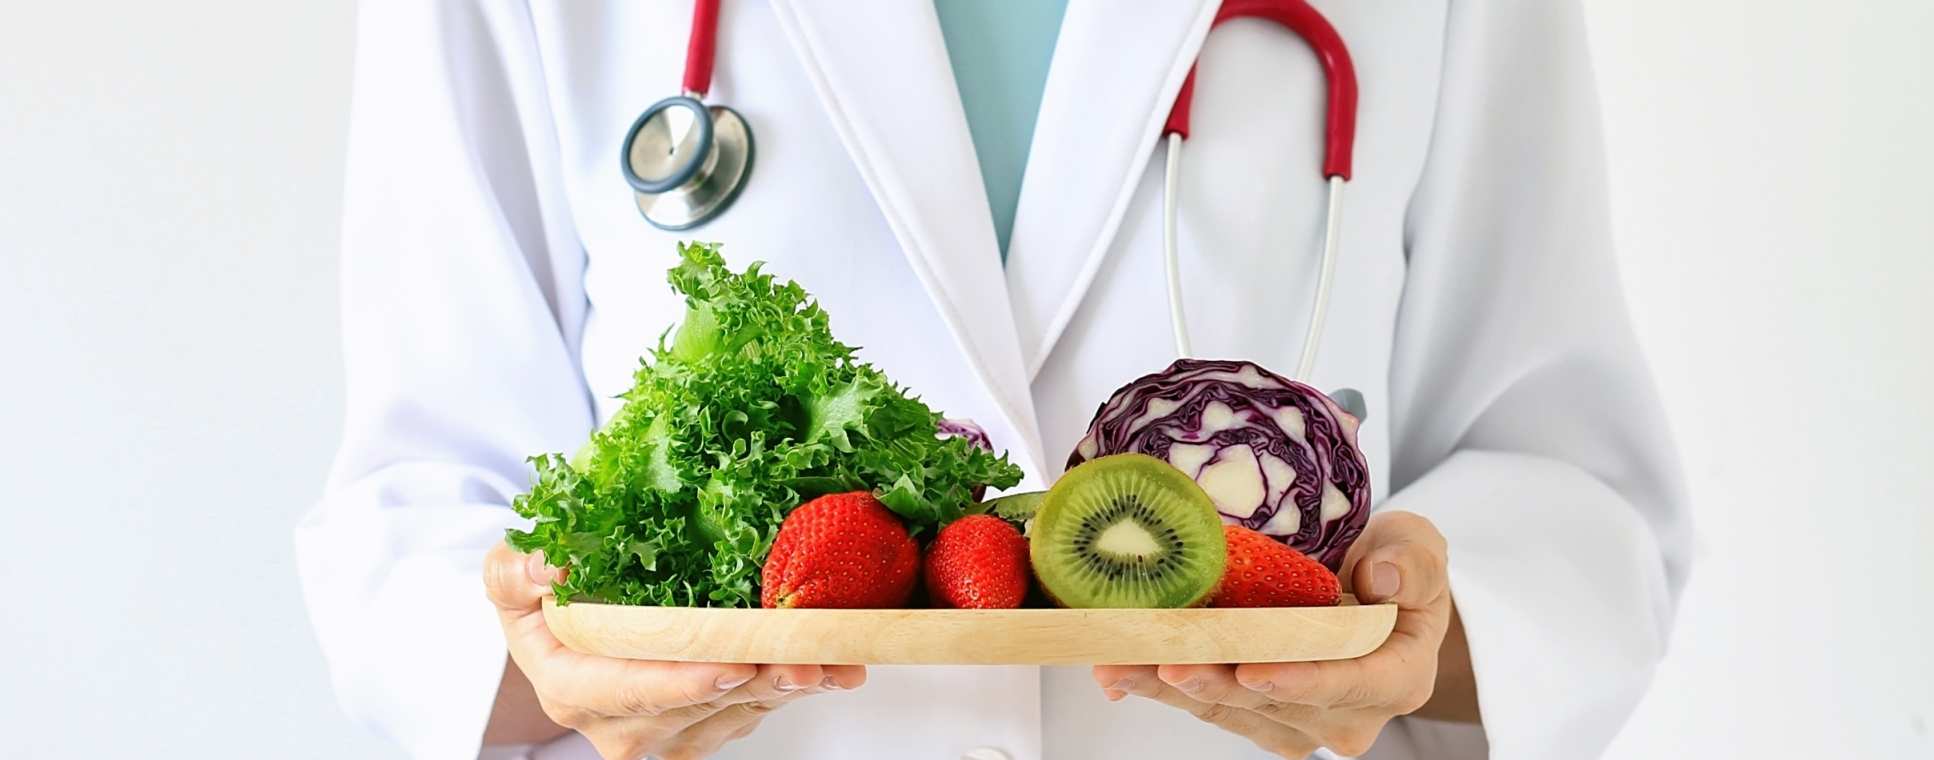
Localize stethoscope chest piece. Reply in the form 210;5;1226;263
621;94;754;231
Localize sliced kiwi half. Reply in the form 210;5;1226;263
1031;454;1227;608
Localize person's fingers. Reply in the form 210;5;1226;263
714;664;827;704
1093;665;1159;702
819;664;868;691
1093;664;1158;689
1124;678;1321;759
658;693;805;759
578;717;662;760
491;566;759;723
658;707;772;760
1155;664;1323;727
639;677;813;740
519;651;759;722
1234;597;1445;715
580;734;634;760
702;663;867;706
766;664;825;695
1156;664;1256;708
665;663;861;748
1112;666;1327;755
641;670;854;759
483;542;563;614
1237;653;1419;712
1341;512;1447;610
735;664;864;698
604;661;763;719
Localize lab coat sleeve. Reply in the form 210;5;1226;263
1383;1;1692;758
293;2;592;758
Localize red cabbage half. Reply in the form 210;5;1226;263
1066;359;1370;570
938;418;995;502
936;418;993;452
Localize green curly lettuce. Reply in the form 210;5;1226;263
506;242;1023;607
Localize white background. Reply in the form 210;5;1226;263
1;2;1928;758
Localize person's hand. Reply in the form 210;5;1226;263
484;541;866;760
1093;511;1451;758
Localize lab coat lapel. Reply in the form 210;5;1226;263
769;0;1047;477
1004;0;1220;379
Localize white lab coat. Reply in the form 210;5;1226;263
295;1;1690;758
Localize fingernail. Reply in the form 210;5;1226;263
1372;562;1401;599
1241;679;1274;693
526;551;562;586
1175;677;1203;694
819;676;842;691
1109;677;1137;691
716;673;754;690
1103;689;1126;702
775;676;804;692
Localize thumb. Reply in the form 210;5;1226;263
1344;511;1447;610
483;541;565;613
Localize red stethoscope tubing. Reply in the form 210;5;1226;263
1160;0;1358;381
676;0;1359;382
1165;0;1359;180
689;0;1356;174
683;0;722;96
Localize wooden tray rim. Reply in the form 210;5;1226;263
543;597;1397;665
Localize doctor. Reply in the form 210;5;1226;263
296;1;1688;758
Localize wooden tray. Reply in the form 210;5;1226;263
544;596;1395;665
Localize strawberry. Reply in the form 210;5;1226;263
923;514;1031;609
1211;524;1341;608
761;492;919;609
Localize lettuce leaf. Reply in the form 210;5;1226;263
507;242;1023;607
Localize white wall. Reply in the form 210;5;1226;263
0;2;397;758
1;2;1928;758
1586;1;1934;757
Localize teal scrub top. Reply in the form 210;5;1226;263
933;0;1070;261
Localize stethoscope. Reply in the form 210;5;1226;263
620;0;754;231
620;0;1365;415
1164;0;1358;399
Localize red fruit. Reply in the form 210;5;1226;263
923;514;1031;609
1211;524;1341;608
761;492;919;609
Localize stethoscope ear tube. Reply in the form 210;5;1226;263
1296;176;1345;382
1160;0;1357;384
1161;148;1346;383
1162;134;1193;360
